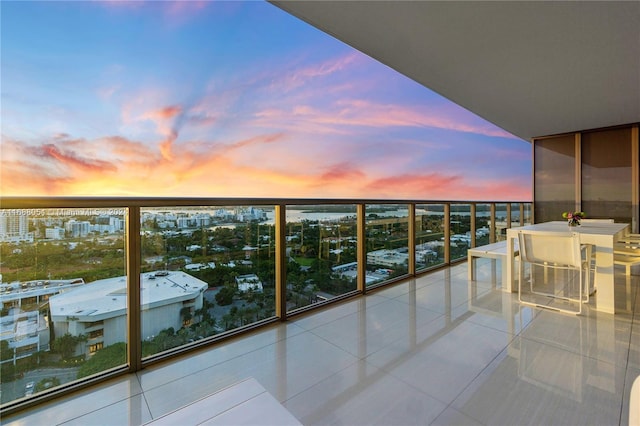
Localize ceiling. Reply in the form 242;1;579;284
271;1;640;141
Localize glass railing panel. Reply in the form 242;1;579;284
450;204;471;261
140;205;275;359
510;203;522;228
475;204;491;246
523;203;533;225
494;203;508;241
0;207;127;406
365;204;409;287
415;204;445;272
285;205;357;312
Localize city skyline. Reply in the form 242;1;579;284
1;1;532;200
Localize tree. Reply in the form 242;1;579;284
52;333;87;360
1;339;14;362
77;343;126;378
215;286;235;306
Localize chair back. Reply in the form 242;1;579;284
517;230;583;268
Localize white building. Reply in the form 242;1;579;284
0;213;33;243
0;310;49;364
366;249;409;268
235;274;263;293
45;226;66;240
176;217;191;229
48;271;207;357
65;220;90;238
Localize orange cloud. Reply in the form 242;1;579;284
143;105;182;121
39;144;117;173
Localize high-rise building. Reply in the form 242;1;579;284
0;214;33;243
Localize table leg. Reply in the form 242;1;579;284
505;234;514;292
594;245;615;314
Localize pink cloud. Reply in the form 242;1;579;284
142;105;182;121
271;52;361;93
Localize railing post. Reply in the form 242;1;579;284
126;205;141;372
444;204;450;264
470;203;477;248
275;204;287;320
357;204;366;293
408;203;416;275
490;203;496;243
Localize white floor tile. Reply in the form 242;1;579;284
4;264;637;426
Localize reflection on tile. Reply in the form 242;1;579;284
520;308;632;367
309;298;441;358
393;279;490;315
59;394;152;426
367;320;511;404
453;336;626;426
284;360;447;425
463;288;537;335
431;407;484;426
148;378;301;426
1;375;143;426
291;295;387;331
138;321;306;390
143;332;358;418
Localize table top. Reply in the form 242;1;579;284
508;221;629;237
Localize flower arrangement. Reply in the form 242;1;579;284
562;211;585;226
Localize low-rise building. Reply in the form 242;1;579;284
366;249;409;268
48;271;207;357
0;310;49;365
235;274;263;293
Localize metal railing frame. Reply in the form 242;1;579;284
0;196;531;415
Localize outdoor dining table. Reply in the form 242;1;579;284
505;220;630;314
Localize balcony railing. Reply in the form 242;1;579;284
0;197;531;414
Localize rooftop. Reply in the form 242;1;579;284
48;272;207;321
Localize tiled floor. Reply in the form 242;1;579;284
3;260;639;426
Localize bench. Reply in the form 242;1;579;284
468;240;519;285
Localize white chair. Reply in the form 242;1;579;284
614;246;640;275
517;230;591;315
618;233;640;248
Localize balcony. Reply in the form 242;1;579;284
1;261;637;425
1;198;638;425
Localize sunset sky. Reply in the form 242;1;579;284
1;1;532;200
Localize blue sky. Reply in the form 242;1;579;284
1;1;532;200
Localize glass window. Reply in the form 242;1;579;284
0;207;127;405
365;204;409;287
475;204;491;246
510;203;522;228
450;204;471;260
581;127;633;224
523;203;533;226
493;203;508;241
415;204;445;272
534;135;576;223
140;206;275;359
285;205;357;312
